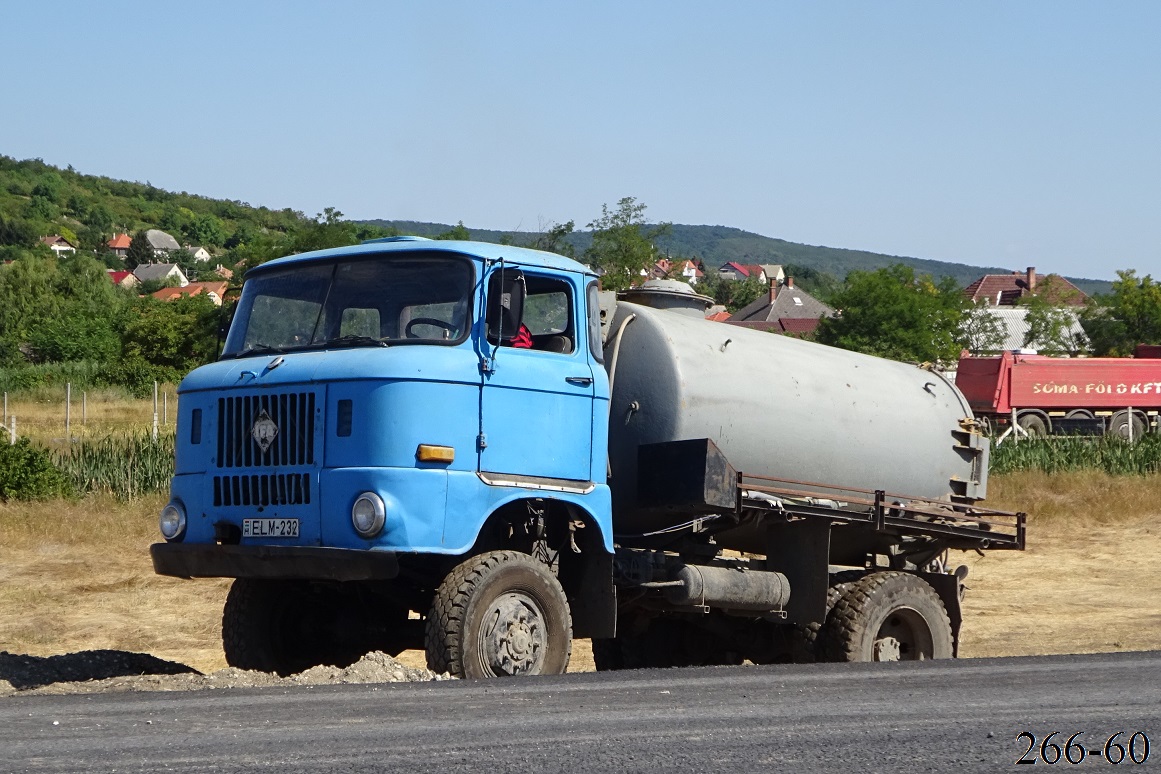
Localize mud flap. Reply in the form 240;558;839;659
918;570;964;657
765;521;831;627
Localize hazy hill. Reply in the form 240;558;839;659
0;151;1111;296
363;219;1113;297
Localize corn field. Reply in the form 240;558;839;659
990;434;1161;476
51;433;175;500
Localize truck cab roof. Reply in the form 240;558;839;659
251;239;594;278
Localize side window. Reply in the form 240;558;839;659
518;275;574;354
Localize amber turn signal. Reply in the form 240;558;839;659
416;444;455;463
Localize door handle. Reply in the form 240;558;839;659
566;376;593;386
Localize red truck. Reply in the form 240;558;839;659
956;349;1161;439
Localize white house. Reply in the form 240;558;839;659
187;246;213;262
133;262;189;287
40;235;77;256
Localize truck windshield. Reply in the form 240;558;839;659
222;254;474;358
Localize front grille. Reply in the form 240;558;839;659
217;392;317;469
213;473;311;507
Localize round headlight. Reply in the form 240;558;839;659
159;501;187;541
352;492;386;538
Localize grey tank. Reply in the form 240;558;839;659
604;301;983;537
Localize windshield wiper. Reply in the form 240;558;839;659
324;335;389;348
221;343;290;360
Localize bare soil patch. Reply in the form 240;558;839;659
1;471;1157;694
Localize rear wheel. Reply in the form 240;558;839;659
426;551;572;678
821;571;953;662
1109;409;1148;440
1017;413;1049;438
792;570;866;663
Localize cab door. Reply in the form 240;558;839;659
479;271;594;484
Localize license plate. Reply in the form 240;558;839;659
242;518;299;538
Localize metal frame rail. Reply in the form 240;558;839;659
738;472;1026;551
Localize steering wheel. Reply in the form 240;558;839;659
405;317;458;339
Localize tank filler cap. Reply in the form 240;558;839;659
619;279;713;316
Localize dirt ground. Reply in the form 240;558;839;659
1;470;1158;687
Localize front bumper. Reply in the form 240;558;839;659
151;543;400;581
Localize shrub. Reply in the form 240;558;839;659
52;432;174;500
0;438;73;501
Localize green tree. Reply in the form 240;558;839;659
1020;290;1086;356
17;255;129;364
436;221;471;241
24;195;60;223
126;229;154;269
960;303;1008;354
584;197;670;292
30;172;65;204
184;212;226;247
530;220;576;258
121;294;219;377
0;214;39;247
696;272;767;313
0;254;61;362
782;263;841;303
816;264;968;363
286;207;360;255
1080;270;1161;356
85;204;114;234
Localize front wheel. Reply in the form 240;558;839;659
821;571;953;662
222;579;332;676
425;551;572;678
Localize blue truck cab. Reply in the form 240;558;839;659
152;238;616;677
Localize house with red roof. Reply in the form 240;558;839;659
106;269;139;289
152;281;229;306
717;261;767;283
107;233;132;259
963;267;1086;307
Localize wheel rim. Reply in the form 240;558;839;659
873;607;935;661
478;591;548;676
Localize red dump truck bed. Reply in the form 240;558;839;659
957;352;1161;414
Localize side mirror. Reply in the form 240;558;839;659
486;267;525;342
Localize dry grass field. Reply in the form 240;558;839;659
2;391;175;445
0;471;1158;675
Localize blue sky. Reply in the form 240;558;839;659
3;1;1158;280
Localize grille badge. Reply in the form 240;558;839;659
251;409;279;453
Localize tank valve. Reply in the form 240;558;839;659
625;401;640;424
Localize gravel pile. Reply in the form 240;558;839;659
0;650;451;697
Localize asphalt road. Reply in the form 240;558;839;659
3;652;1158;773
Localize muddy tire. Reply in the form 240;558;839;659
793;570;866;663
425;551;572;678
821;571;953;662
222;579;329;676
